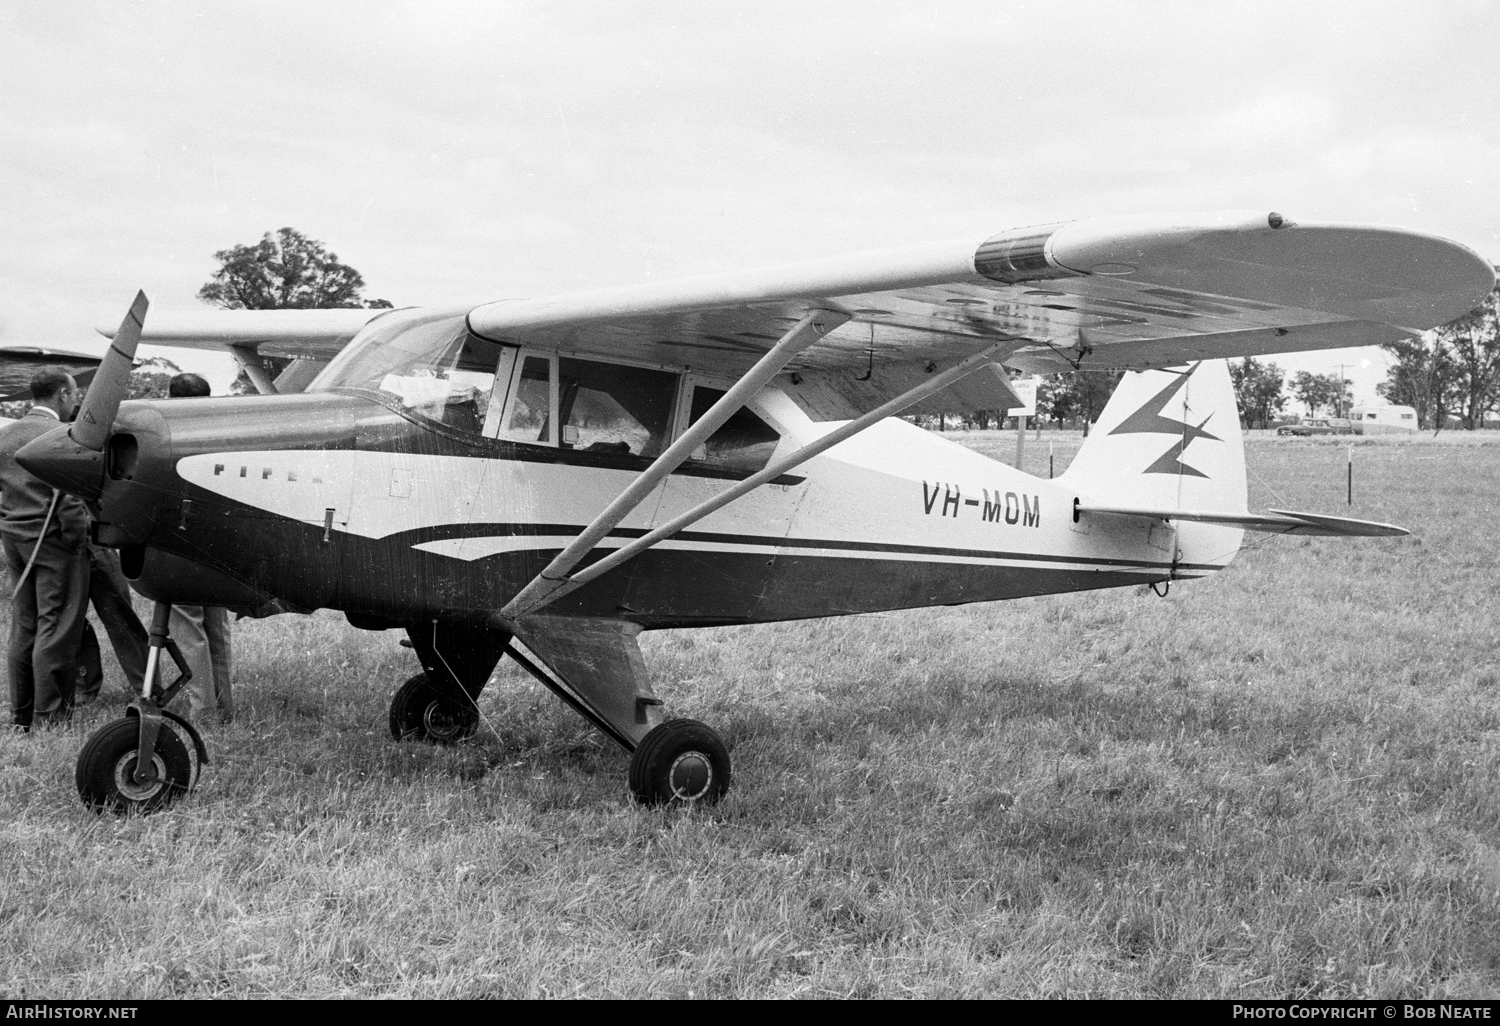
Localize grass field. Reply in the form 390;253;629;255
2;431;1498;998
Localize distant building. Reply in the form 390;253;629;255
1349;404;1418;434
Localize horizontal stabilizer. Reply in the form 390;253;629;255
1078;502;1408;537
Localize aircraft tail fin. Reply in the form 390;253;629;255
1059;360;1247;567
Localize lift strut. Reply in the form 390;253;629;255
500;306;851;619
524;338;1019;613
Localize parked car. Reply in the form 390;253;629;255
1277;417;1356;436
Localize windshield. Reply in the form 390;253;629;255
312;308;508;433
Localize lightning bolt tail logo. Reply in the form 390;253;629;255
1108;362;1218;477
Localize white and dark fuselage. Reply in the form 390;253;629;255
83;383;1217;630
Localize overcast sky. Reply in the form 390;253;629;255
2;1;1497;402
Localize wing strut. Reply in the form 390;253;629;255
499;307;851;620
507;338;1021;617
229;345;279;395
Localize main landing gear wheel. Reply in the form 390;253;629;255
628;718;731;806
389;672;479;745
75;717;194;815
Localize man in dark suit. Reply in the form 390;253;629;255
0;368;89;730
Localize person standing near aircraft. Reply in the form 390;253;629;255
82;538;149;700
165;373;234;725
0;369;89;730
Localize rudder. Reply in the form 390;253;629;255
1060;361;1247;568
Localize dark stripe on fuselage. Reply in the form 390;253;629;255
377;520;1218;573
146;500;1179;627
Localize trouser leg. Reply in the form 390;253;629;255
73;620;103;705
169;605;212;722
204;606;233;720
28;542;88;725
4;537;37;729
87;545;149;692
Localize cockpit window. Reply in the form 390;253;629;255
312;309;505;433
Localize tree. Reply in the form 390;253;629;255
1378;333;1455;430
1290;370;1350;418
198;228;391;311
127;357;182;400
1375;282;1500;431
1429;282;1500;430
1038;369;1123;435
1050;369;1122;432
1036;375;1076;428
198;228;392;394
1228;356;1287;428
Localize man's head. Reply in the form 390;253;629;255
30;368;80;418
168;373;211;399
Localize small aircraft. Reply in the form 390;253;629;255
15;210;1494;813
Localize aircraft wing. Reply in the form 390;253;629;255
100;210;1493;413
96;308;387;361
465;210;1493;417
1078;502;1409;537
92;307;391;397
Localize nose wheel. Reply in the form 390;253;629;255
76;716;196;814
389;672;479;744
75;600;206;816
628;718;730;805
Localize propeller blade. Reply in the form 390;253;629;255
72;291;148;452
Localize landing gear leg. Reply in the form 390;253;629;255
391;621;509;744
75;601;207;814
505;615;732;805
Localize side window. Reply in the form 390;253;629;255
558;358;678;457
497;355;554;444
686;386;781;475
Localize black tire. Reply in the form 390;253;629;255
388;672;479;744
75;716;194;815
628;718;731;805
160;711;205;792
